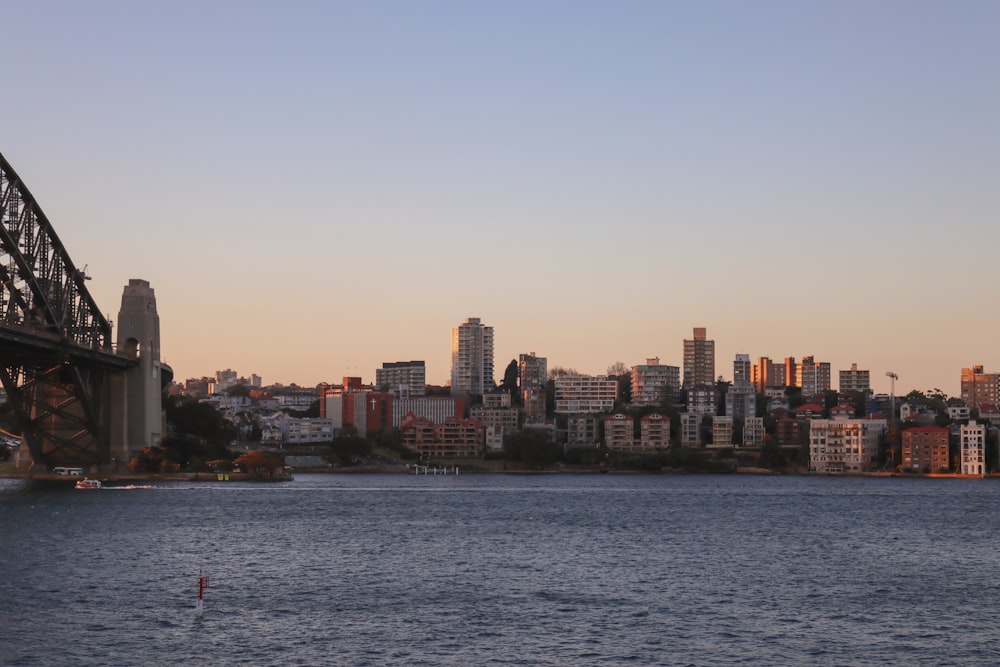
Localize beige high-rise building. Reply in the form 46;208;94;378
839;363;871;394
752;356;786;393
450;317;494;395
799;356;831;397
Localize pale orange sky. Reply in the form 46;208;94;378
4;2;998;398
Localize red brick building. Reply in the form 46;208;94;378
901;426;950;473
401;414;485;458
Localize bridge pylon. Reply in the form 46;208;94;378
108;279;167;467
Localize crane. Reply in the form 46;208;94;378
886;372;898;421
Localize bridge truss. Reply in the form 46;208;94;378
0;153;132;468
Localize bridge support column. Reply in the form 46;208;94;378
108;279;165;467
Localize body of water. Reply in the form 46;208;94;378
1;473;998;666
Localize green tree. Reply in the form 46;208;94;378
234;450;285;478
327;433;372;466
225;384;251;398
503;429;562;470
500;359;520;405
607;362;629;377
758;436;787;469
166;395;238;449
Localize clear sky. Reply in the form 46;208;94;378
4;1;999;395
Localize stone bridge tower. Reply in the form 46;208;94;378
108;279;165;467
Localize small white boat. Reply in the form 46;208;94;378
75;478;101;489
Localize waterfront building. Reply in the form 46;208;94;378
839;363;871;394
961;366;999;410
901;426;950;473
680;412;700;447
711;416;733;448
376;361;426;397
743;417;764;448
640;413;670;449
960;421;986;476
451;317;495;396
775;417;800;446
567;415;599;447
683;327;715;389
604;413;635;449
808;418;887;474
630;358;680;406
554;375;617;414
400;414;485;458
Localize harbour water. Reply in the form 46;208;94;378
2;473;999;666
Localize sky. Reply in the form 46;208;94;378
3;1;999;395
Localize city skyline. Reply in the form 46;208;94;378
4;1;998;395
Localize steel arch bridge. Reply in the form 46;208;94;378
0;152;137;469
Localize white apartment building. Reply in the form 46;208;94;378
960;421;986;476
839;363;871;394
451;317;494;395
809;418;887;474
711;416;734;448
743;416;765;448
604;413;635;449
640;413;671;449
567;415;599;447
554;375;617;414
281;418;335;444
680;412;701;448
630;358;680;406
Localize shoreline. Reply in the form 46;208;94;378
1;467;995;482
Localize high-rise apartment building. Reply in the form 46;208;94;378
961;365;1000;409
450;317;494;395
518;353;548;392
799;355;831;397
733;354;751;386
752;356;785;393
376;361;426;397
631;358;680;406
683;327;715;389
784;357;798;389
839;363;871;394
